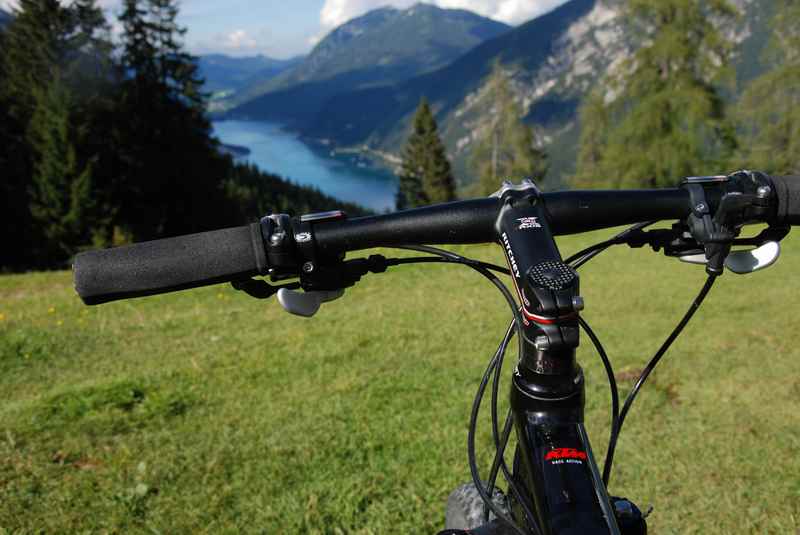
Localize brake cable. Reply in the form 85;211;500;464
377;226;665;532
578;315;619;486
560;222;719;488
387;245;540;535
565;221;656;268
336;221;716;531
601;273;716;484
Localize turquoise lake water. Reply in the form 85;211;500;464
212;120;398;212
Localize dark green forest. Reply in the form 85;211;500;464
0;0;364;272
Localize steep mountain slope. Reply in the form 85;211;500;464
228;3;510;124
198;54;303;95
304;0;599;177
303;0;770;186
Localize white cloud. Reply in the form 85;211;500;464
319;0;569;30
223;29;258;51
191;27;282;57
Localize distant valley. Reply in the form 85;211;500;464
198;54;304;111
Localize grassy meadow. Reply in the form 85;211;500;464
1;228;799;534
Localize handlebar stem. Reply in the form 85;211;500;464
495;183;582;394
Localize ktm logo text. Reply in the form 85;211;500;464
544;448;587;461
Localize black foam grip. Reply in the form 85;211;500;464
770;175;800;225
74;223;267;305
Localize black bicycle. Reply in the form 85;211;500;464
73;171;800;534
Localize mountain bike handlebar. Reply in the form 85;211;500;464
73;174;800;305
74;224;267;304
770;175;800;225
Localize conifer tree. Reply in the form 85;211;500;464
397;97;456;209
114;0;228;239
574;0;738;188
119;0;205;109
1;0;109;119
0;0;111;266
737;0;800;175
27;79;95;259
0;21;34;269
470;61;547;196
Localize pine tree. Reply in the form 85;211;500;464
0;0;112;267
119;0;205;109
114;0;228;239
0;21;34;269
27;79;95;260
0;0;108;119
0;0;69;122
470;61;547;196
736;0;800;175
574;0;738;188
397;97;456;209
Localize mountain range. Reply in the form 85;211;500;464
198;54;303;98
222;0;775;186
302;0;603;182
226;3;510;127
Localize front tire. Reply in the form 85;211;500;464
444;482;508;530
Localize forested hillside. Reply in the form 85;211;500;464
0;0;365;272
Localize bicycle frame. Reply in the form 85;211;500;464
490;183;620;534
508;370;620;534
72;171;798;533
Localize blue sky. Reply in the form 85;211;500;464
0;0;569;59
179;1;327;58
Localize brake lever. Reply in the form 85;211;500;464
678;241;782;274
277;288;344;317
724;241;781;274
276;255;388;317
628;221;786;275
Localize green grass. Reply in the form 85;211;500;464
1;229;799;534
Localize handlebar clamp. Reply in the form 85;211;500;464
241;210;391;317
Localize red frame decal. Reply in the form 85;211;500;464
545;448;587;461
